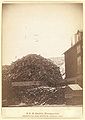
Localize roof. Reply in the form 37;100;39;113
63;39;82;54
68;84;82;90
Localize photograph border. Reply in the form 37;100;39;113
0;0;85;120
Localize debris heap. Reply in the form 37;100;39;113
10;54;62;86
11;86;65;106
2;54;64;106
2;65;10;81
2;65;11;101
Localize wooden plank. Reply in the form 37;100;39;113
12;81;41;86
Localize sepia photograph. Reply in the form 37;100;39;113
1;1;84;119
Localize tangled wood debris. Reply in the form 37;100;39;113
2;54;65;106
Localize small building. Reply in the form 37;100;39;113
65;84;83;105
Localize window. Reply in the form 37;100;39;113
77;56;81;74
77;45;81;54
75;34;79;43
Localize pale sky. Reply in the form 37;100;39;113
2;3;83;65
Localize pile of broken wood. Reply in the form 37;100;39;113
11;86;65;106
10;54;62;86
2;54;65;106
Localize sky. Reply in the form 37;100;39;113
2;3;83;65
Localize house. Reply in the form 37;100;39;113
64;30;83;105
64;30;83;87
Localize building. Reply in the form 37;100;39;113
65;84;83;105
64;30;83;83
64;30;83;105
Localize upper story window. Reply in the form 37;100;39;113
77;56;81;74
77;44;81;54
